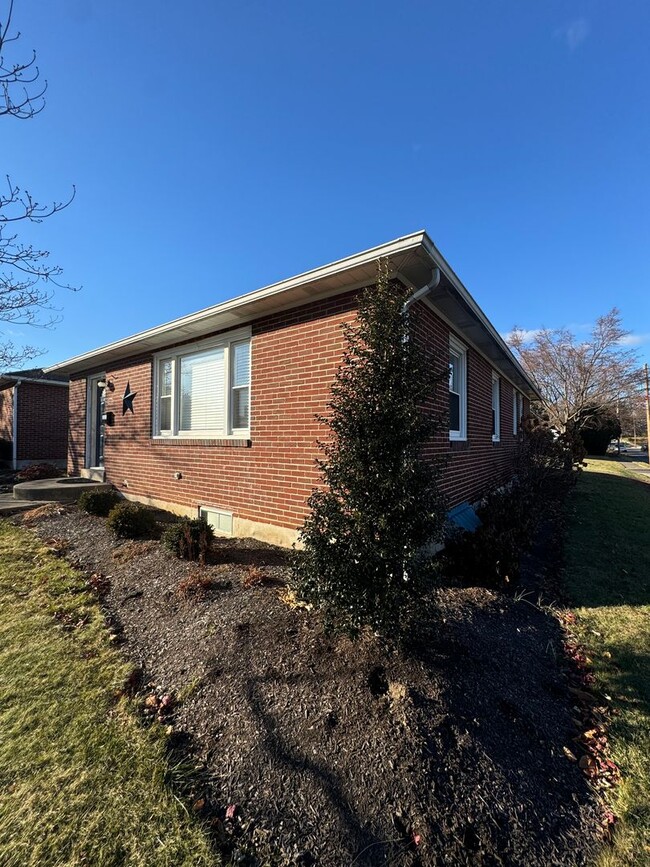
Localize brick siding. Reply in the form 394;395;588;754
416;305;529;505
68;289;528;534
16;382;69;462
0;386;13;442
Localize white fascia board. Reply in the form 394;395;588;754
0;375;68;387
44;231;428;376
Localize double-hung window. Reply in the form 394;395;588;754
154;328;251;438
449;336;467;440
491;372;500;442
513;388;524;434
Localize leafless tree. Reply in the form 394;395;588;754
0;0;76;370
617;393;647;443
508;309;643;432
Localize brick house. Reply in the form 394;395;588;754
46;232;538;546
0;369;69;469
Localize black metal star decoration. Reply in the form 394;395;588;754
122;381;137;415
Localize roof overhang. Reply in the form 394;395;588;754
0;374;68;388
45;230;540;399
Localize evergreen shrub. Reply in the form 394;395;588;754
106;502;157;539
78;488;120;516
292;258;447;637
444;418;583;590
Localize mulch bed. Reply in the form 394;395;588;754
20;506;600;866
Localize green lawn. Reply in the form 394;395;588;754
0;521;218;867
564;457;650;865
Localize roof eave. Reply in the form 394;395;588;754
44;230;429;377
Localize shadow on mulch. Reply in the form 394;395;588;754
22;506;601;867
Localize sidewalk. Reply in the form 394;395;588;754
615;446;650;479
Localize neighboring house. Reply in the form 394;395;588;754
46;232;538;547
0;369;70;469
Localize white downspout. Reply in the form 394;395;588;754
12;381;20;471
403;267;441;313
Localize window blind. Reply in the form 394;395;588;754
179;348;225;432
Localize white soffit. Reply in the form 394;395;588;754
44;231;538;398
45;232;429;375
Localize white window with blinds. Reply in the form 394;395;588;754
491;372;500;442
449;335;467;440
513;388;524;435
153;327;251;438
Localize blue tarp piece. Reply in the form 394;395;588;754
447;501;481;533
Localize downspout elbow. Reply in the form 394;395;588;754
403;267;441;313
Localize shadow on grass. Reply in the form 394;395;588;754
565;468;650;608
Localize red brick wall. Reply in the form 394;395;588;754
68;378;87;472
0;386;13;442
69;292;358;530
415;304;529;505
16;382;69;462
68;291;528;532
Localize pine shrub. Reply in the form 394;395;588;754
292;258;447;637
78;488;120;516
106;502;157;539
161;518;214;563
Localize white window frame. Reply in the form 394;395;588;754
449;335;467;441
152;326;251;439
512;386;519;434
512;388;525;434
491;372;500;442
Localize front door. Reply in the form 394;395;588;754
87;375;106;468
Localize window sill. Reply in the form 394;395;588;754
492;437;501;444
151;437;251;448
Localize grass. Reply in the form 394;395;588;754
564;456;650;865
0;520;218;867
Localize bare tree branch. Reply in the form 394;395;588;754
0;0;77;370
508;310;644;432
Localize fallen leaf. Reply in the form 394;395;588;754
225;804;237;820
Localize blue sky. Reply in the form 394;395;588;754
2;0;649;367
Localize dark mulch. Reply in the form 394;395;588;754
22;507;599;866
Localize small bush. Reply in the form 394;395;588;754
106;502;157;539
443;421;582;591
15;463;62;482
178;572;214;600
78;488;120;516
242;565;268;588
443;483;535;590
161;518;214;563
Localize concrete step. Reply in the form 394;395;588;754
13;477;114;504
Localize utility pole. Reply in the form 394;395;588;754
645;363;650;463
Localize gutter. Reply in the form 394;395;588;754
0;376;68;388
12;381;19;470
